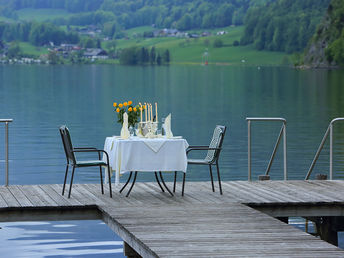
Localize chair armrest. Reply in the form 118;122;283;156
74;147;97;150
187;147;221;154
72;149;110;163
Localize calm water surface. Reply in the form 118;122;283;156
1;64;344;256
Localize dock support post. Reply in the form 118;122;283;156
124;242;142;258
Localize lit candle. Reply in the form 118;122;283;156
150;103;153;122
155;102;158;122
147;103;150;121
139;102;142;122
144;103;147;122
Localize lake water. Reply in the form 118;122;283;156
1;64;344;256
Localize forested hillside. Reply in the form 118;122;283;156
304;0;344;67
0;0;268;32
240;0;330;53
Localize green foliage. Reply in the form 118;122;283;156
241;0;331;53
7;42;21;58
47;50;61;64
119;45;170;65
213;38;223;48
0;20;79;46
0;0;269;31
321;0;344;66
119;46;138;65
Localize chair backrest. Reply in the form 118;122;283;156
59;125;76;164
205;125;226;163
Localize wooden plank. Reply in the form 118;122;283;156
2;181;344;257
0;186;20;207
7;185;33;207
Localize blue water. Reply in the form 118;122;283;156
1;64;344;256
0;220;124;258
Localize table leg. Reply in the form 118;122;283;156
126;171;137;197
159;172;174;196
154;172;165;192
120;172;133;193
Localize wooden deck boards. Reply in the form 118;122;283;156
1;180;344;257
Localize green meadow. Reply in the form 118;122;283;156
116;26;289;65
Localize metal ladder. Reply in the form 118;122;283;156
247;117;287;181
305;117;344;180
0;119;13;186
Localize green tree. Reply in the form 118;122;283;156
47;50;60;65
156;53;162;65
149;46;156;64
176;13;192;31
119;47;138;65
162;49;170;63
213;38;223;48
7;42;21;58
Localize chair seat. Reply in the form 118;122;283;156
76;160;107;167
187;158;210;165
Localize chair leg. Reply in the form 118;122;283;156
68;166;76;198
159;172;173;196
99;166;104;195
154;172;165;192
216;162;223;195
120;172;132;193
209;164;215;192
107;164;112;198
173;171;177;193
126;171;137;197
62;165;69;195
182;173;186;196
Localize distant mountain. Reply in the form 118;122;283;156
303;0;344;68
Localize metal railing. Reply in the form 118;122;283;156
0;119;13;186
247;117;287;181
305;117;344;180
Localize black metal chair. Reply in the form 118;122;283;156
175;125;226;196
59;125;112;198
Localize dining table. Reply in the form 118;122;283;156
102;135;189;195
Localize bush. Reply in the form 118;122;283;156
213;38;223;48
233;40;239;46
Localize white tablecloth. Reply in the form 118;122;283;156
103;136;189;185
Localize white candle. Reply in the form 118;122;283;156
150;104;153;122
155;102;158;122
144;103;147;122
140;104;143;122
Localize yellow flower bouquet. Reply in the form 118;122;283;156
113;101;142;128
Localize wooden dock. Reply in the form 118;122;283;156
1;180;344;257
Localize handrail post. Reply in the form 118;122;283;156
329;123;333;180
283;122;287;180
0;119;13;186
305;117;344;180
246;117;287;181
248;120;251;181
5;122;9;186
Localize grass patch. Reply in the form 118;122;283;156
124;26;155;37
16;8;72;22
116;26;289;65
19;42;49;56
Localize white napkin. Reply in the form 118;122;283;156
164;113;173;138
143;139;166;152
120;112;130;139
